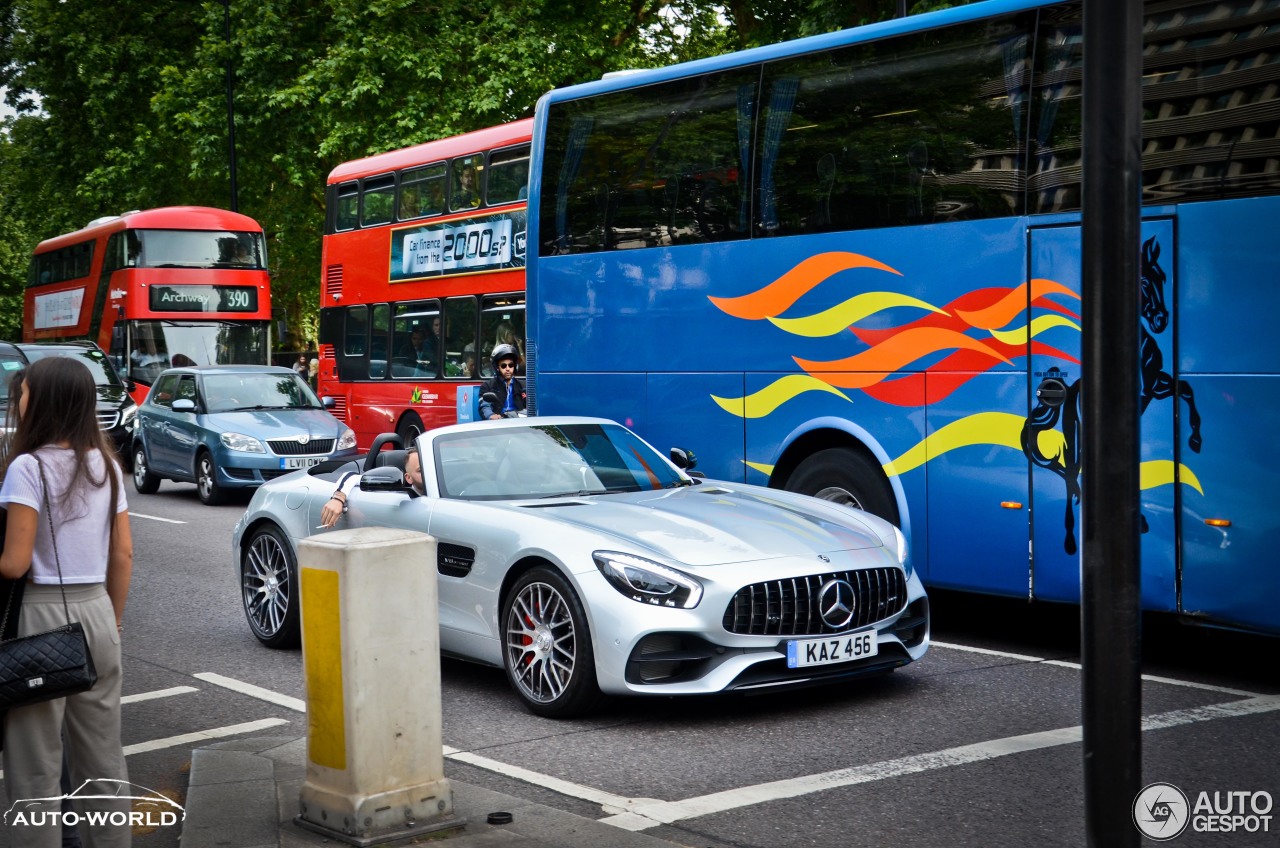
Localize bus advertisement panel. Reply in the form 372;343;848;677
25;206;272;403
526;0;1280;634
317;119;532;449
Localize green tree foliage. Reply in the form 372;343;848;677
0;0;972;345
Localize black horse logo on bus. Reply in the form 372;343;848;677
1023;236;1202;555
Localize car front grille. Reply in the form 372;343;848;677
268;438;334;456
97;410;120;430
722;566;907;637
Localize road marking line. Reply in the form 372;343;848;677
443;746;640;811
0;719;289;780
600;694;1280;831
195;672;307;712
194;670;1274;829
122;686;198;704
933;641;1261;697
124;719;291;756
128;512;186;524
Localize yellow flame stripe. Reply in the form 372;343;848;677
712;374;851;419
1140;460;1204;494
988;314;1082;346
745;461;776;477
883;412;1027;476
766;292;947;338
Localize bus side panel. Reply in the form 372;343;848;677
924;370;1029;596
1177;198;1280;632
646;373;745;483
1028;220;1180;613
536;372;648;435
1177;376;1280;631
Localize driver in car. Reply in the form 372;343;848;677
319;449;424;529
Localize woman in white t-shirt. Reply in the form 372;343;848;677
0;356;133;848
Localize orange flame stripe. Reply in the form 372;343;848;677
797;326;1011;374
955;278;1079;330
708;252;902;320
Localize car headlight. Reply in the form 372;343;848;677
336;428;356;451
220;432;265;453
593;551;702;609
892;526;912;577
120;404;138;428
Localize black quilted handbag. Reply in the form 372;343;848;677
0;458;97;709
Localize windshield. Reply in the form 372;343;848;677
126;320;268;386
202;373;321;413
435;422;687;500
127;229;266;269
21;347;123;387
0;356;25;403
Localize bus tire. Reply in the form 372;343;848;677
396;412;425;448
785;447;899;526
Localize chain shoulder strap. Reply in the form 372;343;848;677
34;455;74;627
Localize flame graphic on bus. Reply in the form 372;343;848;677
708;250;1198;497
710;251;1080;415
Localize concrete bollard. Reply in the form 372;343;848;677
294;527;463;845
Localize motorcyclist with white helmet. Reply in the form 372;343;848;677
479;343;526;420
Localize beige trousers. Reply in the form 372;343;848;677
3;583;128;848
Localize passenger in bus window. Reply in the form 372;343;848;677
454;166;481;210
493;320;524;373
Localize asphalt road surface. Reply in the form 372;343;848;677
1;477;1275;848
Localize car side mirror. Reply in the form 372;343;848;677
125;380;137;393
172;398;196;413
321;396;335;409
359;465;410;493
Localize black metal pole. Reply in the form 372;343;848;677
223;0;239;213
895;0;908;18
1081;1;1143;846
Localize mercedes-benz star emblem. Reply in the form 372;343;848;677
817;578;856;629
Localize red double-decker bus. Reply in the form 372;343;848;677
317;119;531;448
25;206;273;403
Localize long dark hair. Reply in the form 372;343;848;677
9;357;120;515
0;367;25;479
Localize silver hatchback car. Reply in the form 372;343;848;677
232;417;929;716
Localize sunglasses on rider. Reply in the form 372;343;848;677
498;361;516;369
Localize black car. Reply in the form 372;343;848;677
0;341;138;464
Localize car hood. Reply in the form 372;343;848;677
513;484;886;566
202;408;343;438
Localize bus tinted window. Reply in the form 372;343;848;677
392;300;440;378
130;230;265;269
30;240;94;286
540;68;756;255
759;16;1030;236
398;163;446;220
362;175;396;227
344;305;368;357
443;296;479;378
335;182;359;231
487;146;530;205
480;295;525;378
1030;2;1280;213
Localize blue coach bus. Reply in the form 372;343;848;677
525;0;1280;635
